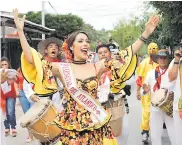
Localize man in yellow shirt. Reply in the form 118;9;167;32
136;43;158;144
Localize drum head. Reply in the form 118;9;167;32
18;99;51;127
152;88;168;106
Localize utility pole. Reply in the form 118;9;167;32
42;1;45;40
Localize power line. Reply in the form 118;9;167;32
48;1;58;15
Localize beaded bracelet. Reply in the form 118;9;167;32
174;61;179;64
139;36;148;43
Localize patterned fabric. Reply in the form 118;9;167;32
21;46;137;145
21;48;58;95
55;77;115;145
105;46;137;94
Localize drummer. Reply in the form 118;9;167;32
23;37;64;110
142;49;175;145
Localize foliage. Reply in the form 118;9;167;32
149;1;182;49
111;17;147;55
23;11;84;40
21;11;110;51
81;23;110;51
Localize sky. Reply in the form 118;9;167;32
0;0;153;30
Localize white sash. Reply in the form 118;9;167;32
59;63;111;126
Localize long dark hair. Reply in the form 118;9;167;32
67;31;89;58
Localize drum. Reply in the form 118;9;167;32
151;88;173;117
19;99;61;144
105;98;125;137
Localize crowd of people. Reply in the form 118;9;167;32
0;8;182;145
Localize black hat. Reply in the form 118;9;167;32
37;37;62;55
151;49;172;63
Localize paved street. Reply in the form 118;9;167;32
2;77;171;145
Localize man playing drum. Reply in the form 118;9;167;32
168;42;182;145
21;36;64;145
23;37;64;110
142;49;176;145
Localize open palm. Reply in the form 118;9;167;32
13;8;26;31
145;15;160;35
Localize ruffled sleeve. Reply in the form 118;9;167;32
105;46;137;94
136;57;149;78
21;48;58;96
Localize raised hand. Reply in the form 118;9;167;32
13;8;26;32
174;49;182;62
145;15;160;35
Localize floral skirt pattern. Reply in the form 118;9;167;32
58;124;114;145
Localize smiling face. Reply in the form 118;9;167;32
45;43;60;59
71;33;90;61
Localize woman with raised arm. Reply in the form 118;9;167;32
13;8;159;145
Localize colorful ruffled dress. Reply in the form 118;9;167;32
21;46;137;145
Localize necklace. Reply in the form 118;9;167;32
72;60;86;64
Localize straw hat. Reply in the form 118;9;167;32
37;37;62;55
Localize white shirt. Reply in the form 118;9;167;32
1;81;11;94
23;79;64;111
168;59;182;111
144;67;175;111
23;80;35;103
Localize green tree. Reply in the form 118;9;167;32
22;11;110;52
23;11;84;39
111;17;147;55
149;1;182;48
81;24;110;51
